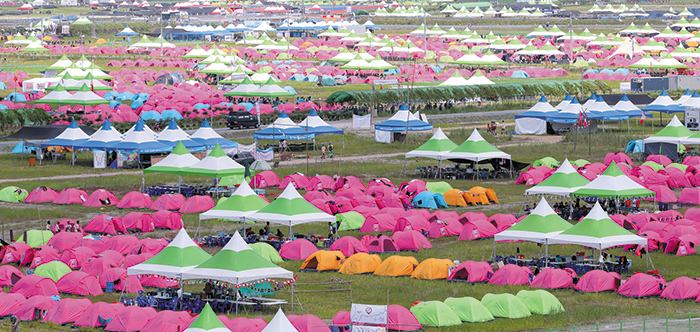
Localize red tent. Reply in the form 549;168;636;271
0;265;23;287
392;230;433;251
660;277;700;300
329;236;368;257
47;232;82;252
458;220;498;241
530;268;574;289
1;242;31;264
180;195;215;213
249;171;281;188
74;302;125;328
84;215;124;235
488;265;532;286
364;234;399;253
335;176;366;191
223;316;267;332
664;235;700;256
105;306;157;332
618;273;666;298
42;298;92;325
10;275;59;297
56;271;103;296
0;293;26;316
24;187;58;203
307;175;336;191
15;295;57;320
359;213;396;233
122;212;155;232
99;267;144;293
103;235;140;255
53;188;88;204
22;245;60;268
447;261;493;283
82;256;122;277
60;246;96;269
280;239;318;261
82;189;120;207
427;218;462;238
394;216;430;233
279;172;310;189
575;270;621;293
116;191;153;209
291;314;331;332
151;210;183;230
388;304;422;331
151;194;185;211
141;310;192;332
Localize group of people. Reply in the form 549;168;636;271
320;142;334;159
46;219;81;234
486;120;506;135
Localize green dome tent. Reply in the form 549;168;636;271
17;230;53;247
410;301;462;327
571;159;591;168
337;211;366;231
532;157;559;168
0;186;28;203
249;242;283;264
34;261;72;282
516;290;565;315
481;293;531;319
425;182;453;195
444;297;494;323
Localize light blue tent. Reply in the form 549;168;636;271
412;191;447;209
218;102;234;107
137;93;150;100
290;74;306;81
306;75;319;83
614;68;630;75
103;92;116;100
116;92;134;101
6;92;26;102
321;75;336;86
600;69;614;75
11;141;38;154
584;69;599;75
141;110;163;121
109;101;122;109
0;82;6;90
626;139;644;154
130;99;144;109
161;109;183;120
283;86;297;95
193;103;210;109
240;102;254;111
511;70;529;78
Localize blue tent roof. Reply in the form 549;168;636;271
510;70;529;78
74;118;123;150
41;120;91;148
514;96;555;120
190;119;239;148
156;118;205;151
375;103;433;132
412;191;447;209
253;112;314;141
299;109;344;136
546;97;581;124
115;25;141;37
106;118;172;153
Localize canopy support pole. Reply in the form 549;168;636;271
545;240;549;268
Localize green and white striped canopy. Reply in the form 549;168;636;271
144;142;200;175
181;232;293;284
495;197;572;243
199;180;269;221
180;144;245;178
127;228;212;278
405;128;458;160
525;158;590;196
573;162;654;198
247;183;336;227
644;115;693;144
445;128;510;162
261;309;299;332
547;202;646;250
184;303;231;332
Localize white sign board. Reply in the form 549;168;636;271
351;304;388;325
353;114;371;129
94;150;106;169
352;326;386;332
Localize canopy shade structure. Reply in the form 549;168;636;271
40;120;90;148
128;228;212;278
247;183;335;234
190;120;239;149
495;197;572;243
223;77;259;97
299;110;344;136
183;303;230;332
573;162;654;198
405;127;458;160
248;78;295;98
525;158;590;196
199;181;269;221
143;142;200;175
643;115;693;144
180;144;245;178
74;118;122;150
181;232;293;284
514;95;556;135
375;104;433;132
642;90;678;113
67;84;109;106
115;25;140;37
254;112;314;140
548;202;647;250
156;118;205;151
445;128;510;163
36;84;73;104
106;118;172;153
262;309;299;332
46;55;73;71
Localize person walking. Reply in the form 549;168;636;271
328;143;334;158
321;144;326;160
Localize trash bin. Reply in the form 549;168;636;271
29;157;36;166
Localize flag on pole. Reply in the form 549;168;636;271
90;79;94;92
640;111;646;124
13;70;18;82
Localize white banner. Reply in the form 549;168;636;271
237;143;256;153
352;326;386;332
94;150;106;169
255;147;274;161
351;304;388;325
353;114;371;129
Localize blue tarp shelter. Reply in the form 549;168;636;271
412;191;447;209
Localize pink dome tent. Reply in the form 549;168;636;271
664;235;700;256
279;172;310;189
429;210;460;222
56;271;103;296
388;304;422;331
179;195;215;213
151;194;186;211
15;295;57;321
24;187;58;203
335;176;366;191
458;220;499;241
122;212;155;232
575;270;621;293
103;235;140;255
329;236;368;257
74;302;125;328
82;256;122;277
447;261;493;283
116;191;152;209
0;293;27;316
42;298;92;325
47;232;82;252
0;265;23;287
530;268;575;289
365;235;399;253
392;230;433;251
222;316;268;332
125;253;154;268
83;189;120;207
336;187;366;200
359;213;396;233
84;215;125;235
151;210;183;229
60;246;96;270
427;218;463;238
394;216;430;233
291;314;331;332
131;238;168;255
10;275;59;297
141;310;193;332
249;170;281;188
488;265;532;286
99;267;144;293
305;191;334;202
618;273;666;298
459;211;488;223
22;245;60;268
660;277;700;300
1;242;31;264
307;175;336;191
105;306;157;332
52;188;89;204
280;239;318;261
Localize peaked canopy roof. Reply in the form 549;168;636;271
525;158;590;196
515;95;556;120
181;232;293;284
405;127;458;160
495;197;572;243
190;120;239;149
299;110;344;136
261;309;299;332
184;303;231;332
157;118;205;150
445;128;510;163
41;120;91;148
106;118;172;153
375;104;433;132
75;118;122;150
199;181;269;221
644;115;693;144
254;112;314;141
144;142;201;175
247;183;336;227
127;228;212;278
548;202;647;250
573;162;654;198
180;144;245;177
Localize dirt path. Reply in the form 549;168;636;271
0;170;142;184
